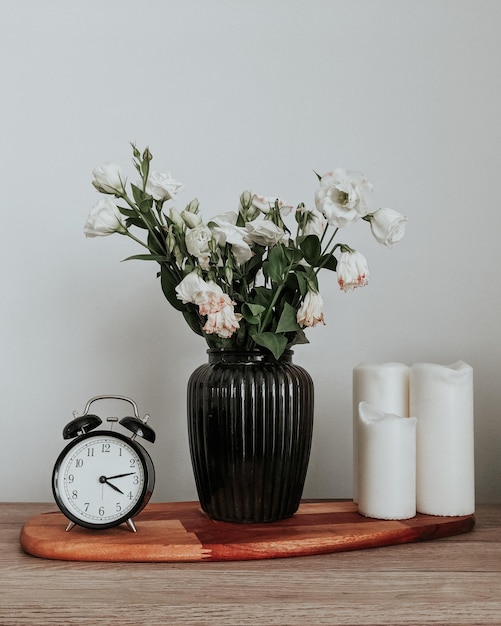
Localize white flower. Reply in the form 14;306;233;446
336;249;369;291
368;208;408;248
297;290;326;327
145;171;183;202
175;272;242;339
175;271;210;304
185;224;212;270
296;205;327;238
84;198;127;237
251;194;293;216
245;220;287;246
211;212;253;265
202;304;242;338
314;168;373;227
92;163;126;195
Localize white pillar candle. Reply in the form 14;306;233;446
352;363;409;502
357;402;417;520
410;361;474;516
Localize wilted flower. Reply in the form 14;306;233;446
175;272;242;339
297;290;326;327
336;249;370;291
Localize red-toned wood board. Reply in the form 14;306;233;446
19;500;475;563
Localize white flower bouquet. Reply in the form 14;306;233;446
85;144;407;359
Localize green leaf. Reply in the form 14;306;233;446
251;332;288;360
289;328;310;347
264;244;288;282
122;254;169;262
126;217;148;230
131;183;145;205
276;302;301;334
160;266;185;311
139;197;153;214
182;308;204;337
318;253;338;272
300;235;321;266
253;286;273;308
283;245;303;265
247;303;266;316
117;207;137;218
241;302;266;324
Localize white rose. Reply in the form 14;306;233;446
368;208;408;247
211;212;253;265
314;168;373;227
245;220;287;246
145;171;183;202
251;194;293;217
185;224;212;270
297;290;326;327
336;249;369;291
84;197;127;237
92;163;125;195
175;271;210;304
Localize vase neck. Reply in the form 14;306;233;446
207;348;293;365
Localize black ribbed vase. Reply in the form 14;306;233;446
187;349;314;523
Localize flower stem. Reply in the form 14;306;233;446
121;192;166;254
314;227;340;277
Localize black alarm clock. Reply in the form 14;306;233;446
52;395;155;533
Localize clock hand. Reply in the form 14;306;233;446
105;472;136;480
99;476;124;495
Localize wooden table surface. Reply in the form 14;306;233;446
1;503;501;625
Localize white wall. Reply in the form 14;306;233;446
2;0;500;503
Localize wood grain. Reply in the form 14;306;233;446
19;500;474;562
1;503;500;625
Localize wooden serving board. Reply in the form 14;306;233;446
20;500;475;563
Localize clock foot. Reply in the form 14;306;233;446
126;518;137;533
65;521;76;532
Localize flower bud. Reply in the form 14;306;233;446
174;244;184;266
239;190;252;209
185;198;200;214
166;228;176;253
182;210;202;229
169;207;184;229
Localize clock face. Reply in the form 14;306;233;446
52;431;154;529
